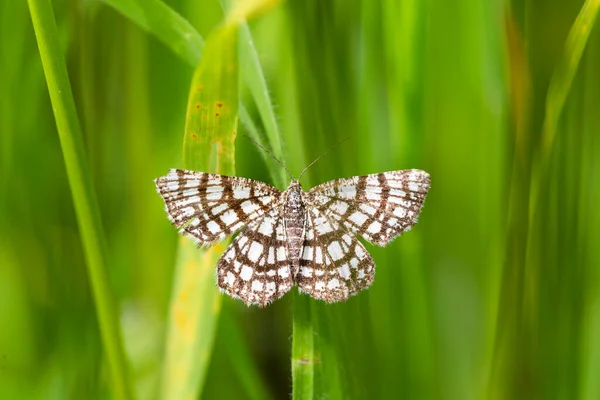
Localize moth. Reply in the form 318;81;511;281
155;166;430;306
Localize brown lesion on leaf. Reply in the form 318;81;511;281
216;102;224;108
195;104;200;109
293;356;321;365
190;133;198;139
216;140;233;157
215;113;220;117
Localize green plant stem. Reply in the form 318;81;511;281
292;292;314;400
27;1;133;399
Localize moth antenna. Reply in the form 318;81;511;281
298;136;350;181
243;134;294;180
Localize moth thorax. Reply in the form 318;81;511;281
283;181;306;268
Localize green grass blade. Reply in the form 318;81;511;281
159;237;226;400
494;2;600;398
239;22;287;187
182;27;239;173
100;0;204;65
26;1;133;399
159;24;238;400
524;4;600;382
541;0;600;155
579;22;600;400
529;0;600;222
291;293;314;400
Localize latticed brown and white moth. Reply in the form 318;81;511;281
155;168;430;306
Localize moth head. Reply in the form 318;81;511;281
286;179;303;192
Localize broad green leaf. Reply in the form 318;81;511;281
160;236;227;400
160;24;238;400
183;26;239;173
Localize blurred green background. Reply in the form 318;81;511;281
2;0;600;399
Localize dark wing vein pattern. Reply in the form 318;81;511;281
216;208;293;306
307;170;430;246
155;169;281;246
297;207;375;302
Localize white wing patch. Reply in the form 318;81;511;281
216;209;293;306
307;170;430;246
297;207;375;302
154;169;281;246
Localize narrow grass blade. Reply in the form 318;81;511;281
541;0;600;155
239;22;287;187
523;4;599;383
159;25;238;400
487;11;530;400
27;0;133;398
100;0;204;66
495;2;599;398
529;0;600;220
291;292;314;400
579;25;600;400
160;237;227;400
